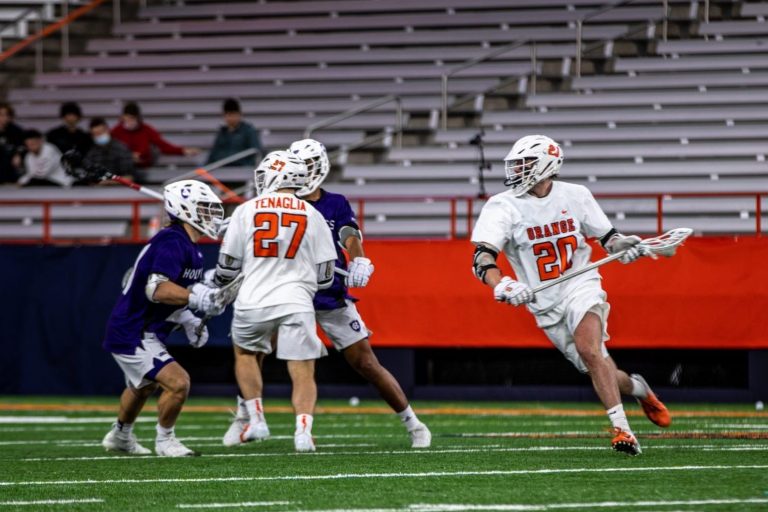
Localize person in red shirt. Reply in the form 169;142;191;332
111;102;199;169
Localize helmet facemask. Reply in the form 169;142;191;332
195;201;225;239
163;180;224;239
289;139;330;197
503;136;563;197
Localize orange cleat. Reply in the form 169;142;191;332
632;373;672;428
611;427;642;456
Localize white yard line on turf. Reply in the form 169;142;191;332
0;416;155;424
0;498;104;506
177;502;291;509
2;465;768;487
19;444;759;463
289;498;768;512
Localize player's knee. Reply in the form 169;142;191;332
165;371;191;397
575;342;602;366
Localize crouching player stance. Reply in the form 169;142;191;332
223;139;431;449
471;135;670;456
215;151;337;452
102;180;229;457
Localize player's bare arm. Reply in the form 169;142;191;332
341;225;374;287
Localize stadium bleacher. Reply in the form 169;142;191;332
1;0;766;240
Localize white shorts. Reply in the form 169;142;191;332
231;307;328;361
537;281;611;374
112;334;175;389
316;300;370;351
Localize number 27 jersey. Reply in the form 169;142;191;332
220;192;337;312
471;181;614;315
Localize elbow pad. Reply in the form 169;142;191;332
317;260;334;290
472;244;499;284
339;224;363;245
214;252;242;286
145;273;170;303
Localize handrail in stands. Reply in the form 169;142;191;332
440;0;677;127
0;0;104;68
304;95;403;150
0;191;764;245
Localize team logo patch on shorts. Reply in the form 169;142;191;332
349;320;362;332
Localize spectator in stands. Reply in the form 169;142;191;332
17;129;73;187
0;102;24;184
207;98;263;167
46;102;92;156
111;102;200;169
84;117;135;179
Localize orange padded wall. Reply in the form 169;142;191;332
352;237;768;349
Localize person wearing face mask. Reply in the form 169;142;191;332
83;117;135;180
111;102;200;170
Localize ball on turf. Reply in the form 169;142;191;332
349;396;360;407
756;401;764;411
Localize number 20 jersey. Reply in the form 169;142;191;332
471;181;614;315
220;191;337;314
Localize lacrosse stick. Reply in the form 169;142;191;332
61;150;165;200
194;273;245;338
532;228;693;295
63;150;349;277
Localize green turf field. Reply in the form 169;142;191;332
0;397;766;511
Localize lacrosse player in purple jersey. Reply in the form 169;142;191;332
101;180;234;457
222;139;431;449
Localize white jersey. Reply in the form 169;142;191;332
220;192;337;316
471;181;613;315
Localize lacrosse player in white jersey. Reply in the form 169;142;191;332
214;151;336;452
471;135;671;456
222;139;431;449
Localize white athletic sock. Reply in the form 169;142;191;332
156;424;174;439
236;395;249;420
606;404;632;433
397;405;421;432
115;421;133;435
629;376;649;399
244;398;265;425
295;414;313;434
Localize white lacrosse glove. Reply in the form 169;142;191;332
202;268;217;288
605;233;643;264
493;276;534;306
216;217;231;238
175;309;209;348
188;282;225;317
346;257;374;288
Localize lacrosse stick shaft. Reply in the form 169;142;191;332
194;167;244;203
532;250;626;294
111;175;164;200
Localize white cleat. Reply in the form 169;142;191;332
102;426;151;455
294;431;316;453
155;436;199;457
239;421;271;444
409;422;432;449
222;417;248;447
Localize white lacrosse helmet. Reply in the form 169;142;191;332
253;150;308;196
164;179;224;239
503;135;564;196
290;138;330;197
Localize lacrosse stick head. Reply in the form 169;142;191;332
638;228;693;258
60;150;113;184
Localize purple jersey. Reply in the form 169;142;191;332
102;223;204;354
306;189;358;310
